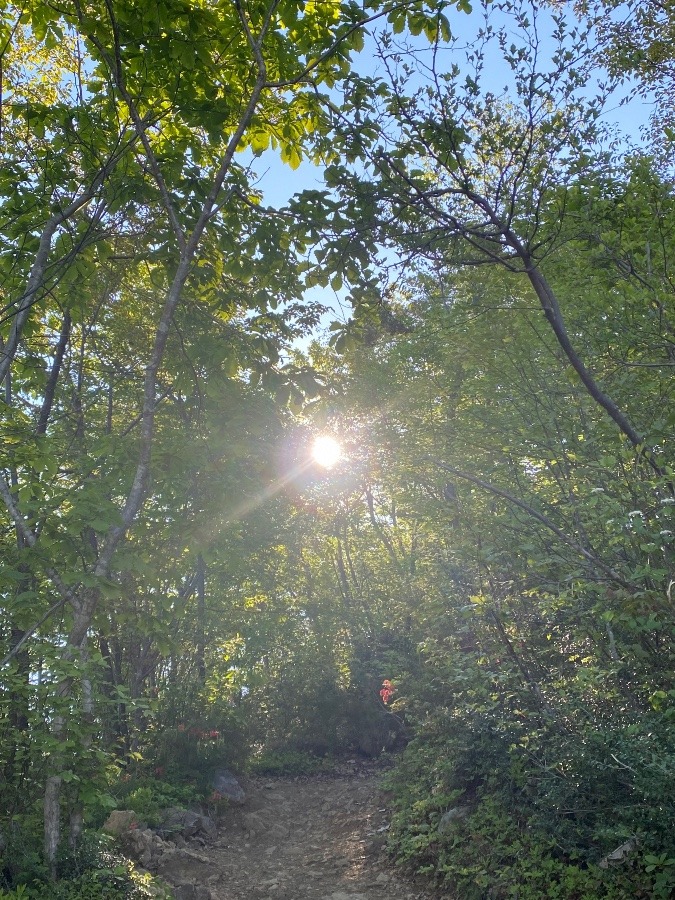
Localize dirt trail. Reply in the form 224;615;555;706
204;762;435;900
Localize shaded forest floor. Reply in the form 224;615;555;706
184;761;436;900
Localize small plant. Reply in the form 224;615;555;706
0;828;171;900
120;781;203;827
0;887;33;900
644;852;675;899
247;749;332;776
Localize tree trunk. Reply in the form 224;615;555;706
196;554;206;683
43;594;98;876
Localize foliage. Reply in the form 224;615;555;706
111;781;203;829
0;832;169;899
584;0;675;158
140;679;249;790
384;699;675;897
0;0;674;897
0;0;463;860
247;749;334;777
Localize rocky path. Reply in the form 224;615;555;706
175;763;435;900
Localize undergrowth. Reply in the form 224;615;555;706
384;712;675;899
0;832;171;900
247;748;334;776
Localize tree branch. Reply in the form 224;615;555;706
0;475;80;616
426;457;636;591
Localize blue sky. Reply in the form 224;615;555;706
240;1;655;339
246;1;653;210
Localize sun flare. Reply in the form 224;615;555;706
311;435;342;468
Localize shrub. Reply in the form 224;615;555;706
384;710;675;899
0;832;171;900
114;781;203;827
247;748;332;776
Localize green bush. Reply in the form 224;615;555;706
29;860;165;900
114;781;203;827
0;816;49;889
384;711;675;899
247;748;333;776
0;886;33;900
0;833;170;900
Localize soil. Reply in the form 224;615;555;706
201;760;436;900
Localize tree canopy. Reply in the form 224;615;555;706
1;0;674;897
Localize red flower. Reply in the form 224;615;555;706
380;679;395;705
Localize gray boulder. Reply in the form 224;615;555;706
157;807;217;841
123;827;155;868
211;768;246;805
102;810;137;836
157;807;199;838
193;811;218;841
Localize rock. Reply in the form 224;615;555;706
173;885;195;900
242;811;266;836
157;807;217;841
438;806;470;834
122;827;155;867
169;882;213;900
102;810;137;835
195;888;213;900
599;836;639;869
211;768;246;804
156;848;219;882
158;807;199;838
193;811;218;841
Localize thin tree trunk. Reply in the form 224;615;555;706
43;594;97;876
0;159;121;388
69;660;93;850
488;608;556;720
525;265;647;453
196;555;206;683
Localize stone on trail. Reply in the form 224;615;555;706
325;893;368;900
123;827;155;867
194;811;218;840
171;884;213;900
212;768;246;804
156;847;219;882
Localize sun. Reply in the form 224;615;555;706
311;435;342;468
